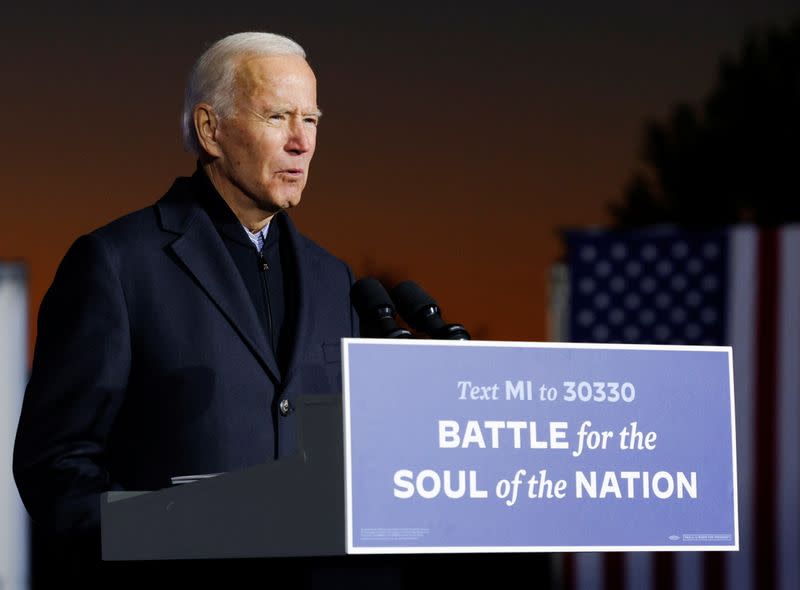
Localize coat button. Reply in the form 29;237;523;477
279;399;293;416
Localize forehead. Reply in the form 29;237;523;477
233;54;317;107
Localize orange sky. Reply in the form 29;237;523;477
2;3;797;359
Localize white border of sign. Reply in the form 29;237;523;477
342;338;739;554
0;263;29;587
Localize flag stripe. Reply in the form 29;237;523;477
726;226;757;590
563;551;576;590
575;553;603;590
754;229;779;589
702;552;725;589
625;551;653;590
778;227;800;590
653;553;676;590
604;552;624;589
676;551;702;590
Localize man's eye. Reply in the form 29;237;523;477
304;117;319;126
269;114;286;121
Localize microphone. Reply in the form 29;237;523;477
390;281;471;340
350;278;413;338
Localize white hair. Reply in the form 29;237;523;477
182;31;306;155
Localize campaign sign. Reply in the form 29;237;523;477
342;339;738;553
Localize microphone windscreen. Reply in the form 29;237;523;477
350;277;394;316
390;281;438;320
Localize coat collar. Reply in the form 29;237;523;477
154;168;311;385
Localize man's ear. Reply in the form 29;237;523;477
194;103;223;158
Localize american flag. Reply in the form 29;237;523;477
554;225;800;590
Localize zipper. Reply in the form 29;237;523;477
258;249;275;354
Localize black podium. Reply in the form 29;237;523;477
101;395;345;560
100;394;552;589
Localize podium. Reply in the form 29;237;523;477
101;395;345;560
103;340;737;560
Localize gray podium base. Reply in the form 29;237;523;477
101;395;345;561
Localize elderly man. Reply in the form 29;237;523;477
13;31;357;560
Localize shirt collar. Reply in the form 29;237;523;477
242;223;270;252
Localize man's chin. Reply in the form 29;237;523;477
255;193;302;214
278;194;302;211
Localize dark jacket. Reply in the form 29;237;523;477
13;170;358;538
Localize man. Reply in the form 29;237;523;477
13;31;357;556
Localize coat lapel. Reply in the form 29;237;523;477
157;181;281;383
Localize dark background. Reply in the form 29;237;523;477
3;1;797;351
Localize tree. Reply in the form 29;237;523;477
611;18;800;228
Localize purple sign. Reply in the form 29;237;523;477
342;339;738;553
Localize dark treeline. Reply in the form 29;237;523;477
611;17;800;228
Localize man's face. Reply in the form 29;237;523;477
212;54;319;214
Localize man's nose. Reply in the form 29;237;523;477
285;119;313;155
